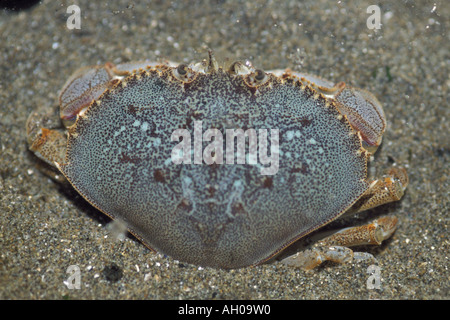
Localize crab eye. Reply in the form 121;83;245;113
177;64;188;76
228;61;238;74
244;68;269;87
252;69;268;85
173;64;196;82
228;61;251;75
254;69;266;81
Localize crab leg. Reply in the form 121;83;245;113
318;216;399;247
26;108;67;167
347;167;408;214
281;216;398;270
280;167;407;270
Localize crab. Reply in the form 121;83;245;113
26;52;408;269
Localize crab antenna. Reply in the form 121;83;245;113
207;50;219;73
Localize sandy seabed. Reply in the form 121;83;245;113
0;0;448;299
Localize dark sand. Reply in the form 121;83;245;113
0;0;448;299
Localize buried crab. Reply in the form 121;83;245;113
27;53;408;269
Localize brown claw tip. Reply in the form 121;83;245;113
30;127;51;151
388;167;409;188
335;81;346;90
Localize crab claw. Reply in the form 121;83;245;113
330;82;386;154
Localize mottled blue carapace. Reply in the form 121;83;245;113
27;55;407;269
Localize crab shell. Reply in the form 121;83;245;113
56;61;377;269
